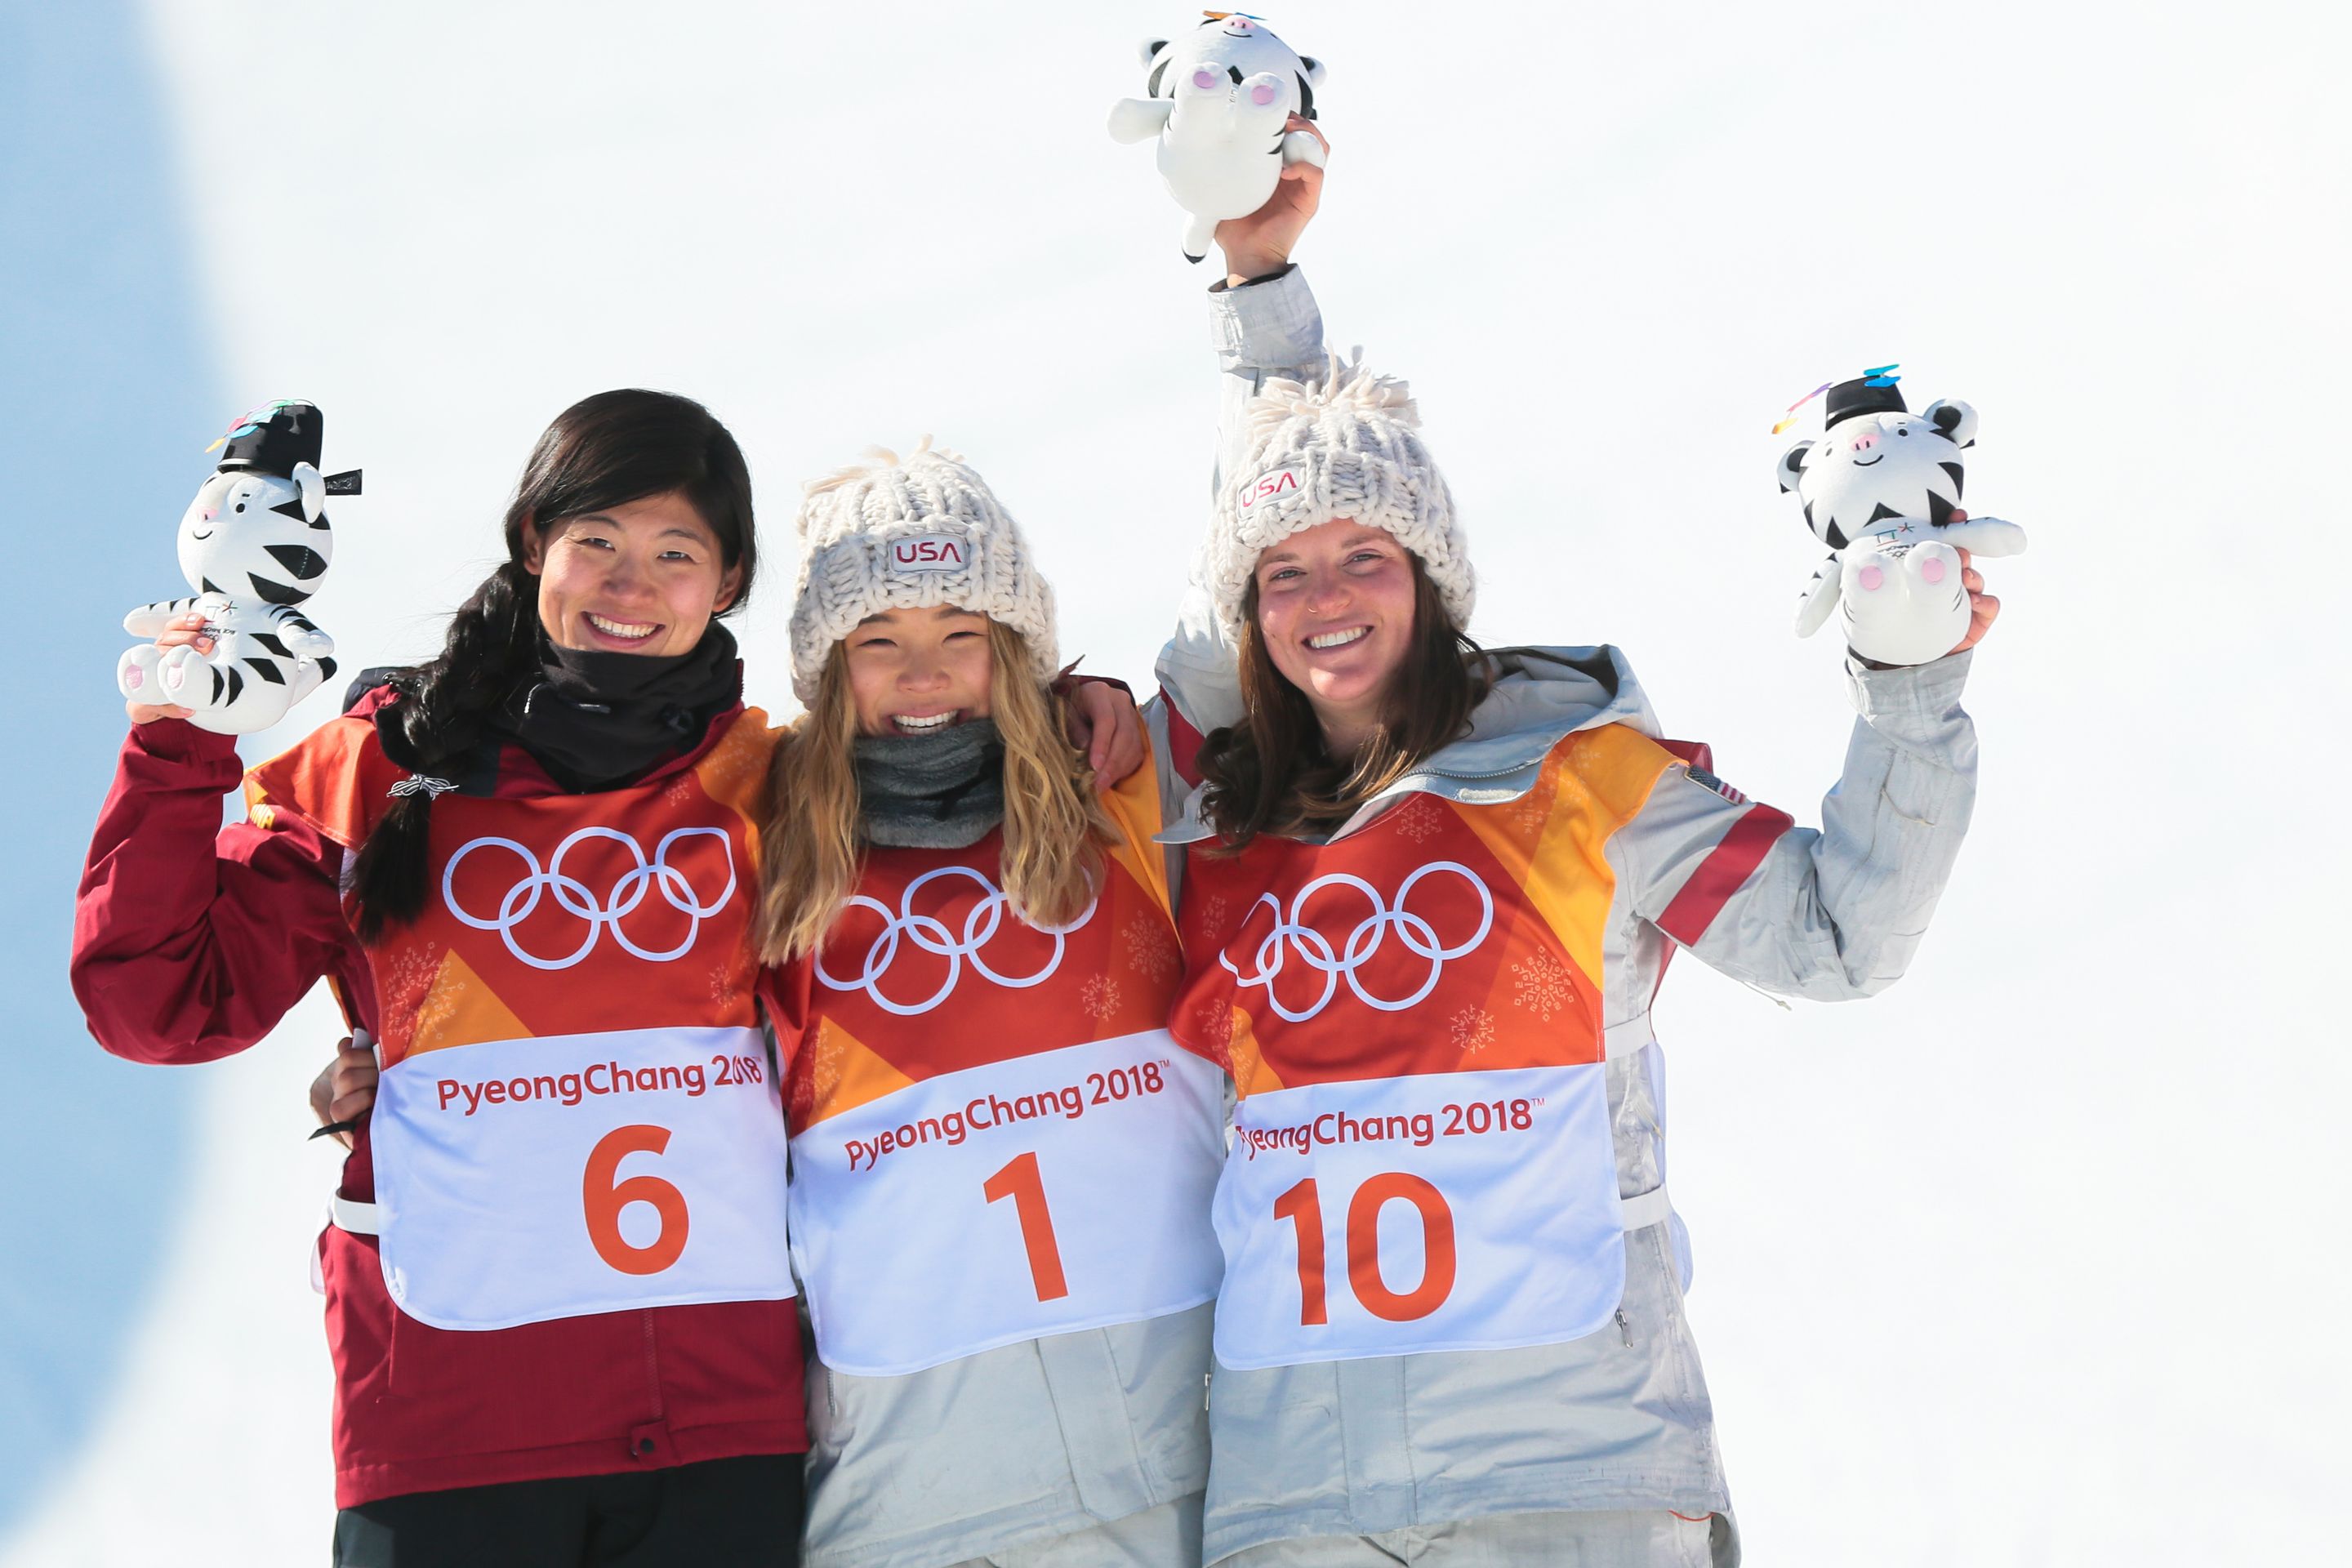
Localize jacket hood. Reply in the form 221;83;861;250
1160;644;1659;845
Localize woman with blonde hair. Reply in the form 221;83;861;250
761;441;1227;1568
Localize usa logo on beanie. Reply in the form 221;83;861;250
888;534;969;573
1237;466;1305;513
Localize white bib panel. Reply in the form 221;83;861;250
372;1025;794;1330
788;1030;1226;1376
1211;1063;1624;1369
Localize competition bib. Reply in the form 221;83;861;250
782;742;1228;1376
243;707;795;1332
789;1030;1225;1375
372;1026;794;1330
1174;726;1682;1367
1210;1064;1619;1368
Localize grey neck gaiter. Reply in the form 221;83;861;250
853;718;1004;850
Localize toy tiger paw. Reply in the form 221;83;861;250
1825;537;1969;666
118;400;359;733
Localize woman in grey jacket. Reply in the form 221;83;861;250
756;442;1218;1568
1147;122;1998;1566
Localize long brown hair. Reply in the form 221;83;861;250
755;620;1116;964
1196;554;1493;849
348;390;758;942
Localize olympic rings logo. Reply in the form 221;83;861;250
1222;862;1494;1022
442;826;737;971
816;866;1098;1017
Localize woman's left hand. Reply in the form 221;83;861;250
310;1034;381;1149
1946;513;2001;656
1067;680;1146;782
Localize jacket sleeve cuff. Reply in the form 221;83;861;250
1844;649;1973;750
1206;263;1324;371
124;717;243;777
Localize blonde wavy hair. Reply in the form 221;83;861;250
755;619;1116;964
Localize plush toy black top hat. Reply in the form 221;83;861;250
1823;376;1908;429
212;400;323;475
208;399;361;493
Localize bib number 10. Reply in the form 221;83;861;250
1273;1173;1457;1324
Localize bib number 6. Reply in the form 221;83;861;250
1274;1173;1457;1325
584;1124;689;1276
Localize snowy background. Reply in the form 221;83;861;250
5;1;2346;1561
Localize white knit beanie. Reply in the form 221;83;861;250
1205;350;1474;644
786;438;1058;705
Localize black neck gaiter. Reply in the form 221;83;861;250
493;623;742;792
854;718;1005;849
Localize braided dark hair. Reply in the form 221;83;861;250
347;390;758;942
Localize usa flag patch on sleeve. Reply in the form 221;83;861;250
1686;767;1748;806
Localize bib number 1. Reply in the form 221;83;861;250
1275;1173;1457;1324
983;1151;1071;1302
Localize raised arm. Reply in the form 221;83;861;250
1155;114;1334;755
1619;653;1980;1001
73;718;360;1063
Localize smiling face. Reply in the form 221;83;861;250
841;604;996;738
176;467;332;604
1146;14;1323;100
521;490;742;657
1778;398;1977;549
1251;518;1418;755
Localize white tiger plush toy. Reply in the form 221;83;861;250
1107;12;1327;263
118;400;359;733
1775;372;2027;666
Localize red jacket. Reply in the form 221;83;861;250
73;697;806;1509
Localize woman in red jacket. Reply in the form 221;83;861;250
74;389;804;1566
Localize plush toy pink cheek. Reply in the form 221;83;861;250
1250;82;1278;105
1856;564;1886;592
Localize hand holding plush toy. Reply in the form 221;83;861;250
118;400;360;733
1107;11;1327;263
1774;370;2026;666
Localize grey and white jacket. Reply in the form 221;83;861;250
1151;265;1981;1563
800;1304;1211;1568
798;736;1214;1568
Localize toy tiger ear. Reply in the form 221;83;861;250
1775;440;1813;494
1298;56;1326;86
1923;398;1978;448
293;461;327;522
1141;38;1174;96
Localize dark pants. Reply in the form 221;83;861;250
332;1454;802;1567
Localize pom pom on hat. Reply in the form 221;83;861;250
1205;350;1472;643
786;437;1058;706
